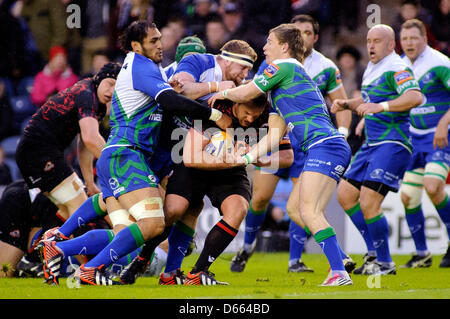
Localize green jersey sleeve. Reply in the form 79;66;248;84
387;68;420;95
325;67;342;93
434;65;450;90
253;62;292;92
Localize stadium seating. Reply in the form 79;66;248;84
0;77;15;98
20;116;32;132
0;135;22;181
0;135;20;157
10;95;35;132
16;76;34;96
3;157;21;181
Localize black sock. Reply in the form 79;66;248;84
139;226;172;260
192;219;238;273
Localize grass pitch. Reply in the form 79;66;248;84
0;252;449;299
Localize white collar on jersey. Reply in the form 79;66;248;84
271;57;304;68
411;45;431;65
368;51;398;68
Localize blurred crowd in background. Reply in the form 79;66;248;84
0;0;448;234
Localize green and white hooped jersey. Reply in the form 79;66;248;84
253;58;340;152
303;49;342;97
361;51;420;151
402;46;450;135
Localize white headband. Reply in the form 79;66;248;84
220;50;254;68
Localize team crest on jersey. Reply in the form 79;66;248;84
9;230;20;238
43;161;54;172
394;70;413;85
264;64;279;78
335;70;342;83
315;74;327;86
421;72;434;84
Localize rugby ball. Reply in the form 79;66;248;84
204;130;234;158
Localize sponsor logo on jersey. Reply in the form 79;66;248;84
409;225;422;234
370;168;384;179
287;122;294;130
178;246;187;256
77;217;86;228
78;247;87;255
292;234;307;244
29;176;42;185
255;74;269;86
411;105;435;115
9;230;20;238
335;70;342;83
110;249;119;261
334;165;345;175
361;90;370;103
394;70;413;85
373;239;384;248
315;74;327;86
421;72;435;84
109;178;119;189
148;113;163;122
44;161;54;172
109;177;125;195
264;64;279;78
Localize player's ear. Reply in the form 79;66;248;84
282;42;289;54
314;34;319;44
388;39;396;51
131;41;142;54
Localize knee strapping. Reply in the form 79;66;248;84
128;197;164;221
400;169;424;209
108;209;133;227
48;174;84;205
425;162;449;181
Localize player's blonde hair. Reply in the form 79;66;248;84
401;19;427;37
269;23;306;63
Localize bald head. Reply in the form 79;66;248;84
367;24;396;64
369;24;395;41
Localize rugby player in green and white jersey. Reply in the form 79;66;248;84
231;14;354;275
210;23;354;286
398;19;450;268
331;24;423;275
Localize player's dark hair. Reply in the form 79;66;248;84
246;93;268;110
290;14;319;35
270;23;306;63
119;20;157;52
401;0;420;7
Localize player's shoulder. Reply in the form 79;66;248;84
310;50;339;70
269;58;303;75
425;47;450;68
164;61;177;78
122;52;160;80
178;53;215;68
384;52;411;73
